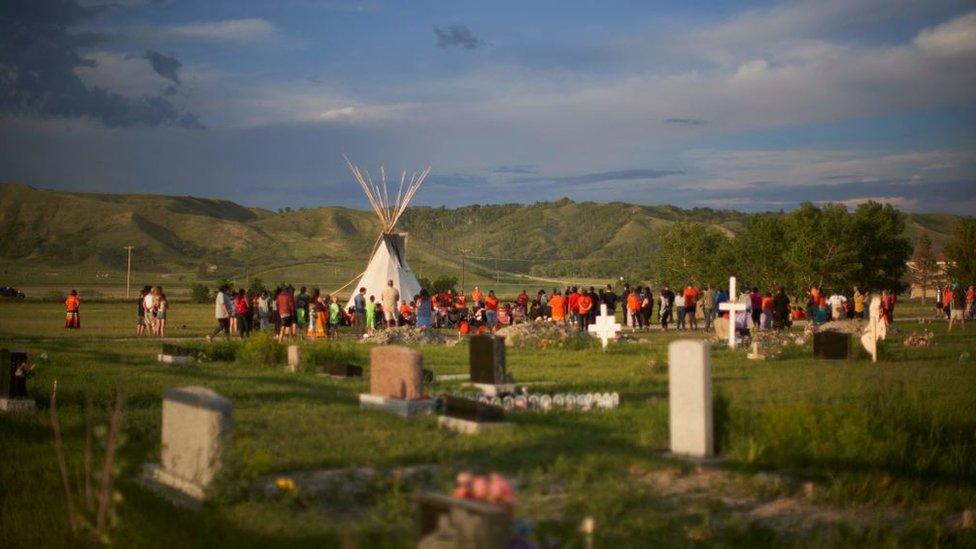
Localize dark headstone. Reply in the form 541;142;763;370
813;331;850;360
325;362;363;378
423;369;435;384
162;344;195;357
1;349;29;399
469;336;506;385
441;395;505;423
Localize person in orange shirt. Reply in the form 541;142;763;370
472;286;484;306
484;290;500;331
65;289;81;329
455;291;467;311
549;290;566;323
627;290;641;329
576;289;593;331
683;285;699;330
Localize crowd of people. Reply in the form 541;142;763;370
59;278;973;338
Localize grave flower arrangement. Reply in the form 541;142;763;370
903;331;934;348
452;472;517;513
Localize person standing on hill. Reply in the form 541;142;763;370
549;290;566;323
772;287;790;329
354;286;367;337
156;290;168;337
207;286;232;341
948;283;966;332
381;280;400;327
701;284;715;331
577;288;594;331
65;289;80;329
136;287;147;335
276;285;295;341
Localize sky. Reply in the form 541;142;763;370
1;0;975;213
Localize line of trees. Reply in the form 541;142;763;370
655;201;913;293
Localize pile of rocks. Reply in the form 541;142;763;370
361;326;456;346
495;322;592;349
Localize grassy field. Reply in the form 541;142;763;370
1;302;975;547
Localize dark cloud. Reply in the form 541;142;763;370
492;164;535;174
434;24;482;50
143;49;181;84
548;168;684;185
0;0;201;128
664;117;708;126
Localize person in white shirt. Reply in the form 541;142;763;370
827;293;847;320
207;286;232;340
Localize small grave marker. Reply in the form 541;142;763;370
158;344;195;365
143;386;233;504
813;331;850;360
588;304;622;350
286;345;300;372
417;492;512;548
438;395;509;434
668;340;714;458
0;349;35;412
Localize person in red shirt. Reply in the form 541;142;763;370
568;287;581;327
516;290;529;309
455;291;468;311
65;289;80;329
234;289;250;337
276;285;296;341
484;290;500;331
472;286;484;306
576;289;593;331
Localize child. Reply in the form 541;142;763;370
366;295;377;333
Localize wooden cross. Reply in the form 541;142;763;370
588;304;622;350
718;276;748;349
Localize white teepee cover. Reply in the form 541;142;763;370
345;233;422;309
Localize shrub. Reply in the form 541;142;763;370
238;332;283;366
190;284;211;304
302;341;366;372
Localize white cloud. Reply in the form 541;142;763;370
915;11;976;57
75;51;170;97
157;18;278;43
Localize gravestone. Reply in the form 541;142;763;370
417;492;512;548
717;277;748;349
143;386;233;504
0;349;35;412
286;345;301;373
158;344;195;365
325;362;363;378
668;340;714;458
713;316;729;340
468;336;514;396
359;345;435;418
588;304;622;350
438;395;509;434
813;331;850;360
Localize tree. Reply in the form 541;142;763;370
944;218;976;285
847;201;911;292
731;214;788;291
431;275;458;293
190;284;211;303
783;203;859;292
909;233;939;301
655;222;729;287
248;277;265;294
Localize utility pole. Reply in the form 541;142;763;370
123;246;134;299
459;248;471;290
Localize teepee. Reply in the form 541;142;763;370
343;155;430;309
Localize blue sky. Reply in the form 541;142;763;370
1;0;975;213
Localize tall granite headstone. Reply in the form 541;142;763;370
813;331;850;360
360;345;434;418
469;335;506;385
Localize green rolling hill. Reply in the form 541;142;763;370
0;183;964;296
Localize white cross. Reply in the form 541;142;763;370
588;304;622;350
718;276;748;349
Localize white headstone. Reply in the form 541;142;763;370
287;345;301;372
143;386;233;502
717;276;748;349
588;304;622;350
668;340;714;458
